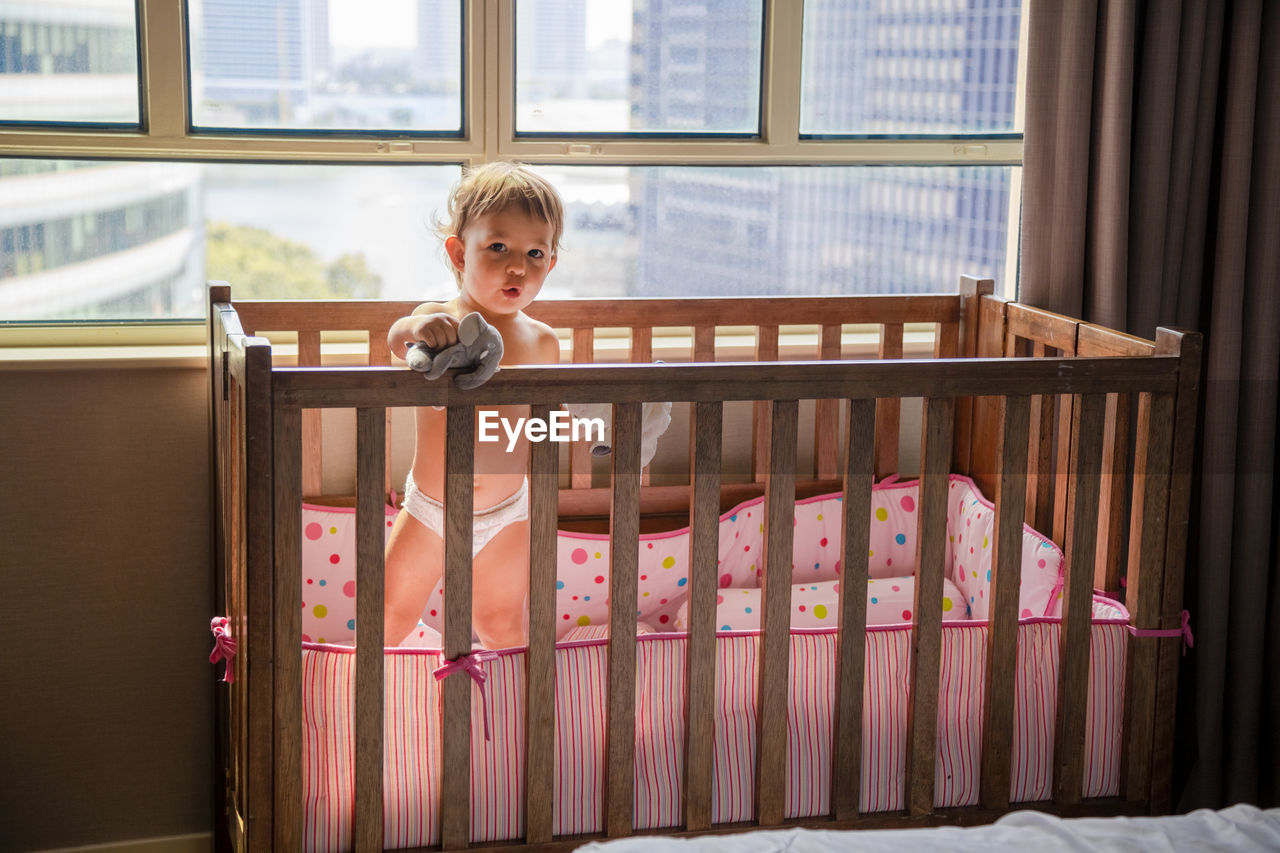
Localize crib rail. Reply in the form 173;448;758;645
209;281;1202;851
222;288;967;506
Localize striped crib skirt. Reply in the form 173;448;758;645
299;597;1128;852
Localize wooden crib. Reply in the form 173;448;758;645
207;277;1200;852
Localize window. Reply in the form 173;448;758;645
800;0;1022;135
0;0;1026;324
0;1;141;125
515;1;764;134
189;0;463;132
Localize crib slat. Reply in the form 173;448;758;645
631;327;653;364
1054;393;1106;805
1004;329;1020;360
875;323;904;478
684;401;723;832
813;325;842;480
693;325;716;362
968;292;1008;494
631;328;655;486
1049;332;1080;551
573;327;594;362
606;402;642;837
980;395;1029;810
905;396;953;816
832;398;875;820
1095;393;1131;592
953;277;994;475
441;405;475;850
1121;390;1175;804
526;403;559;844
572;328;595;489
756;399;798;826
1052;390;1074;547
299;331;323;497
272;405;303;852
366;331;396;499
690;326;716;503
933;321;959;359
1077;329;1141;596
1026;346;1057;533
354;407;386;853
240;342;275;853
752;325;779;483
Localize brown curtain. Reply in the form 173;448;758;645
1020;0;1280;809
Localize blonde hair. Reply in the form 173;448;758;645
437;161;565;282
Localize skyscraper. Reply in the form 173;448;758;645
415;0;461;90
195;0;318;125
517;0;588;100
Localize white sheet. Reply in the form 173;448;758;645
576;804;1280;852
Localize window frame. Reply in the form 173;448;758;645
0;0;1028;345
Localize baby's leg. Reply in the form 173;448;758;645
471;520;531;650
384;509;444;646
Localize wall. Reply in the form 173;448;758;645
0;362;213;852
0;350;926;851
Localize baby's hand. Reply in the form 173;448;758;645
403;312;460;354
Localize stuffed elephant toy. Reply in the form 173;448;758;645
564;399;673;468
405;312;504;390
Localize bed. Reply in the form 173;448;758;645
207;276;1201;852
576;804;1280;852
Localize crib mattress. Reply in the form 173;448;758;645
298;597;1128;852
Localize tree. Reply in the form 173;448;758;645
205;222;381;298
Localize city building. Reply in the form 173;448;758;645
0;0;203;320
192;0;318;126
631;0;1020;296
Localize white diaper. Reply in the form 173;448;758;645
402;473;529;557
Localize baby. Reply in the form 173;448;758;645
384;161;564;649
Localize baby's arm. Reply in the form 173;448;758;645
387;302;459;360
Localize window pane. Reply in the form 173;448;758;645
535;165;1015;297
0;1;140;124
2;161;1013;319
801;0;1023;135
0;159;459;320
515;0;764;134
189;0;462;132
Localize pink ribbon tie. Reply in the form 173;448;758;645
209;617;237;683
433;650;499;741
1044;577;1065;617
1128;610;1195;655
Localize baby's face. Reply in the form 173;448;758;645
448;207;557;316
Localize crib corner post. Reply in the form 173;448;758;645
1147;328;1203;813
966;284;1009;494
235;335;279;853
954;276;995;478
207;280;232;852
1119;372;1177;809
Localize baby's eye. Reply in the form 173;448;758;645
528;249;544;259
488;242;507;253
